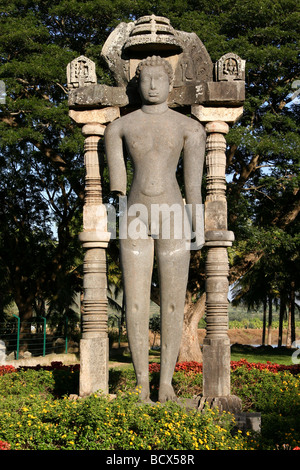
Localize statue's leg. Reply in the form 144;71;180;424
120;235;154;402
155;237;190;403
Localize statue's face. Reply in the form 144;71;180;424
139;65;171;105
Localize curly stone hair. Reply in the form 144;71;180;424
135;56;174;85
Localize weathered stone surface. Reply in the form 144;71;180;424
101;15;213;90
68;84;129;108
204;81;245;105
83;204;107;232
202;337;231;396
192;105;244;124
79;337;109;396
124;15;183;53
104;56;206;404
173;31;213;85
69;107;120;125
101;21;135;87
66;15;246;405
199;395;243;414
79;231;110;248
215;53;246;82
67;56;97;89
68;81;245;110
205;201;228;231
205;230;235;242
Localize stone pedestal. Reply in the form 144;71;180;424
79;337;109;396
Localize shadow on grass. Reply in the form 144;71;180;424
230;343;297;365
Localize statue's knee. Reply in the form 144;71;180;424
168;302;175;314
128;303;139;314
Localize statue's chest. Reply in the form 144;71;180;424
125;120;182;156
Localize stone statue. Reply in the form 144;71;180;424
104;56;206;403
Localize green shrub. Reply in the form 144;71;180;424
0;362;299;450
0;387;248;450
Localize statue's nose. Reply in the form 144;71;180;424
150;77;156;89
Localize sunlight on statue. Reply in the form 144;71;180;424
104;56;206;403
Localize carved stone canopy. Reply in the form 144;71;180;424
124;15;183;52
100;15;213;88
67;16;246;111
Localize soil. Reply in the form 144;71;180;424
199;328;282;346
149;328;299;348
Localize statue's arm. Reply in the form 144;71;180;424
104;120;127;196
183;121;206;248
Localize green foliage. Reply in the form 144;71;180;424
0;367;245;450
231;366;300;449
0;363;300;450
0;0;299;335
149;314;160;334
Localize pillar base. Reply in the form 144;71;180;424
198;394;243;414
202;336;231;397
79;337;109;397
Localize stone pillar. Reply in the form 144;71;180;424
78;122;111;397
68;106;120;397
192;108;243;413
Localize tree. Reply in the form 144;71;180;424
167;0;300;358
231;226;300;346
0;1;86;329
0;0;299;358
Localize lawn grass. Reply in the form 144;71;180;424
230;344;297;365
109;344;298;368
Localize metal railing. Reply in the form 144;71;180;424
0;316;74;360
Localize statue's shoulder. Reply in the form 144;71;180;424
168;109;205;134
105;109;141;135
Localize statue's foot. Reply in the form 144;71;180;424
136;380;152;403
158;383;177;403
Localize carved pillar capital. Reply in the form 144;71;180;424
205;120;229;135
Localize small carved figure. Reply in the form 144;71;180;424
104;56;206;403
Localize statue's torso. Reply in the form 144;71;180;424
120;109;192;201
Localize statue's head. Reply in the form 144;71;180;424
135;56;173;105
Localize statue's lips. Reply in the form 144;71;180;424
148;92;159;97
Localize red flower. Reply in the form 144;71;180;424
0;441;11;450
148;359;300;375
0;365;16;376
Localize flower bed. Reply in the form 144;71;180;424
1;358;299;377
149;359;300;375
0;359;299;450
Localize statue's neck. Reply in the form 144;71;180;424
141;102;169;114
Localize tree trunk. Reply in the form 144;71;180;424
286;282;296;348
178;293;206;363
262;298;267;346
14;299;35;353
267;295;273;346
278;294;286;347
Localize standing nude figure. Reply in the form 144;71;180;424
104;56;206;403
